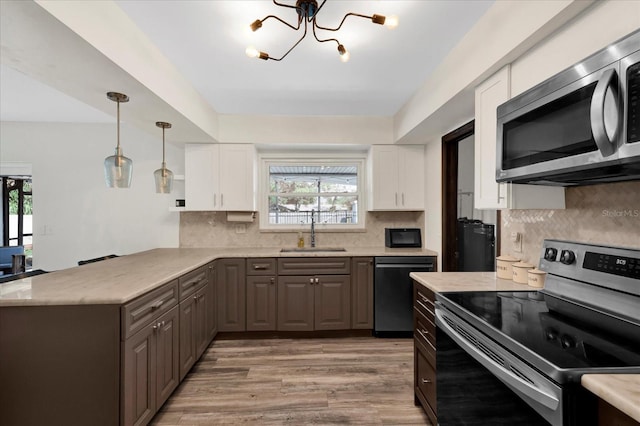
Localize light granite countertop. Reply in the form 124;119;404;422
0;246;438;307
411;271;640;423
410;271;534;293
581;374;640;422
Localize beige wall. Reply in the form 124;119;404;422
180;211;424;249
500;182;640;264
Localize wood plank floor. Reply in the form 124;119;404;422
151;337;431;425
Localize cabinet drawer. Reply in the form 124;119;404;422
414;285;435;322
416;344;437;414
415;309;436;350
278;257;350;275
179;266;208;300
246;258;277;276
122;280;179;339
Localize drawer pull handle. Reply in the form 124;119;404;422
421;378;432;384
421;329;429;336
420;295;428;303
270;278;275;285
151;300;164;310
253;264;268;270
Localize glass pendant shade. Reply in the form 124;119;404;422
154;121;173;193
105;147;133;188
104;92;133;188
154;164;174;193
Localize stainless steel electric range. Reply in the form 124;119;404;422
435;240;640;425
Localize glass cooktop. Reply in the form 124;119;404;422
438;290;640;370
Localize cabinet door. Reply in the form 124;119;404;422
122;324;156;426
351;257;373;329
195;285;210;358
314;275;351;330
185;144;219;211
246;275;277;331
155;307;179;409
368;145;400;210
474;66;565;210
217;259;247;332
206;262;218;341
179;296;196;380
277;276;314;331
218;144;255;211
475;65;510;210
398;145;425;210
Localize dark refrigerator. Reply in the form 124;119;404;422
457;218;495;271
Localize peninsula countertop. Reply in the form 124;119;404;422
0;246;438;307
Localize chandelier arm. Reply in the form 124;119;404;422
269;19;308;61
272;0;299;11
261;14;302;31
312;21;340;46
315;12;372;32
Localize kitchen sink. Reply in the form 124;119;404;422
280;247;347;253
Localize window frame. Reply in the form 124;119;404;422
258;152;367;231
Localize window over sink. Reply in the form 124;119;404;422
259;155;365;230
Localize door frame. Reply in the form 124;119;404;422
441;121;500;272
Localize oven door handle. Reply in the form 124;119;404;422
590;67;620;158
435;309;560;411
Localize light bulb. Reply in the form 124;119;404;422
246;46;259;58
385;15;399;29
338;44;350;63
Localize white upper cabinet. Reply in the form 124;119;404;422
474;66;565;210
185;144;256;211
368;145;425;211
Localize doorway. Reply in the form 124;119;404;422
1;176;33;268
441;121;499;272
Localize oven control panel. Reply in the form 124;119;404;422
540;240;640;296
583;252;640;279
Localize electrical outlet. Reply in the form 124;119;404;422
511;231;523;253
235;224;246;234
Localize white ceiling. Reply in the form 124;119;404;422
0;0;494;123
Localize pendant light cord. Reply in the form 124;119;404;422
162;127;166;164
116;99;121;151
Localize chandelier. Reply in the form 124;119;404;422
246;0;398;62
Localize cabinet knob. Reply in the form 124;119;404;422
315;278;319;284
309;278;314;284
270;277;275;285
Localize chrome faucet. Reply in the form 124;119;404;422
310;209;316;248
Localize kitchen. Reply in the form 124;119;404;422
1;1;640;425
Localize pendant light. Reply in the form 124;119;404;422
154;121;174;193
104;92;133;188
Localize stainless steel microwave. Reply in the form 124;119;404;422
496;30;640;186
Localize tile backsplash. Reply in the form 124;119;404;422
180;211;424;248
501;181;640;264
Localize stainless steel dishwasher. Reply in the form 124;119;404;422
374;256;435;337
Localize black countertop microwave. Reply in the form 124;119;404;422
496;30;640;186
385;228;422;248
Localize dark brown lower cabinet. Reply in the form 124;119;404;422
413;282;438;426
246;275;277;330
314;275;351;330
217;258;246;332
179;283;210;380
277;275;350;331
206;262;218;340
351;257;374;329
123;305;179;426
